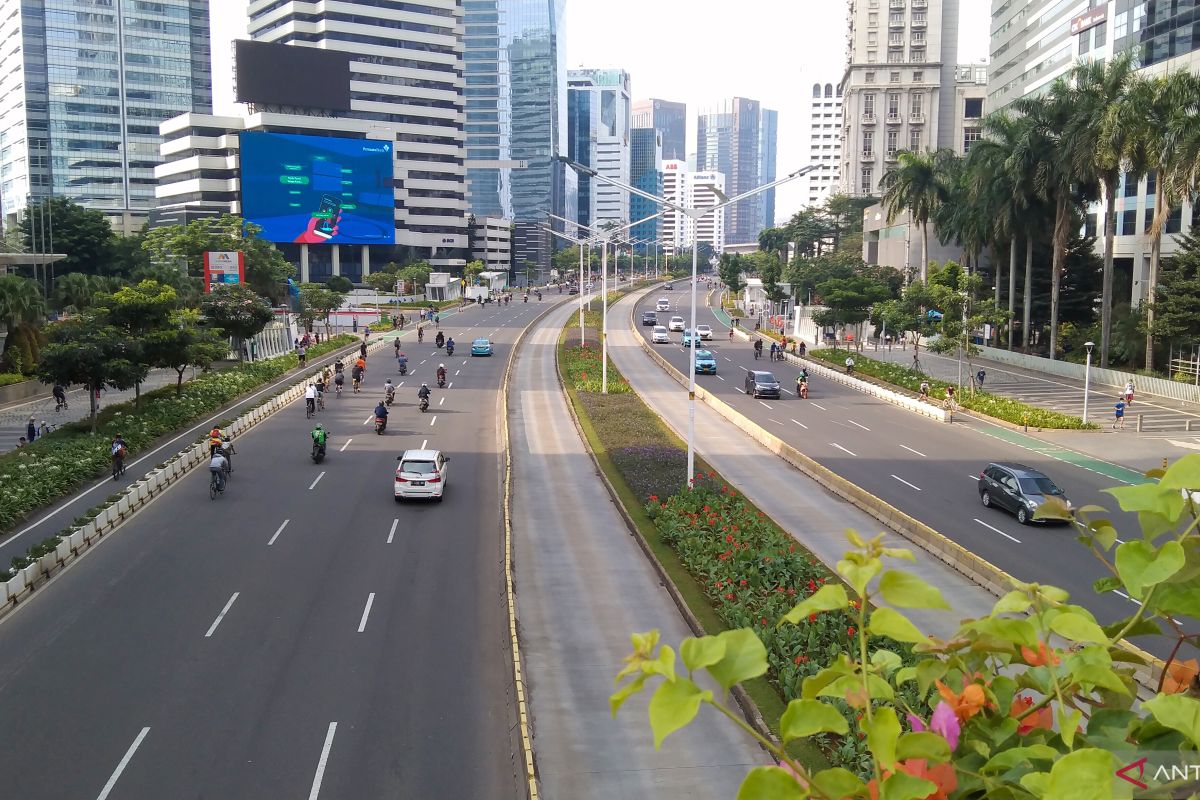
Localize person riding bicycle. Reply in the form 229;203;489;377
305;383;317;415
845;355;855;374
334;359;344;375
359;341;368;359
753;338;763;359
769;341;778;361
111;434;127;477
394;339;401;357
311;423;327;457
334;370;345;394
384;379;395;404
315;375;326;406
418;326;424;343
209;449;228;493
436;363;447;384
52;384;67;409
919;380;931;401
944;386;957;409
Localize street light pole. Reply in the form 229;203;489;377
1083;340;1095;423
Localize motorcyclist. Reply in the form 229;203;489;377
311;423;327;457
436;363;447;384
397;351;408;374
753;339;763;359
446;336;455;355
384;378;396;404
435;330;445;348
796;369;809;398
374;400;389;424
418;383;431;402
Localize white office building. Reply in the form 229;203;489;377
807;82;844;207
661;160;725;254
567;69;631;230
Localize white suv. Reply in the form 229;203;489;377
668;316;685;331
656;298;671;311
395;449;449;502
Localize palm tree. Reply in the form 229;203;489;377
53;272;96;313
879;150;948;283
1067;53;1136;367
0;274;46;331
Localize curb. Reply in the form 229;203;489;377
552;313;780;755
623;290;1163;697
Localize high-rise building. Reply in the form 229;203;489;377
632;99;687;161
567;68;631;230
155;0;468;282
696;98;777;244
0;0;213;231
661;159;725;254
463;0;570;274
760;108;779;229
630;127;662;244
988;0;1092;112
806;82;843;207
840;0;961;197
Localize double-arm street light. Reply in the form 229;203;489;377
560;157;822;488
545;210;664;394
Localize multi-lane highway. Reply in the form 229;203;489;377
0;302;548;798
630;286;1176;655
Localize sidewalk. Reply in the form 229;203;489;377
510;301;765;799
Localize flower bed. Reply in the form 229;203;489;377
0;373;27;388
811;348;1096;430
0;334;356;533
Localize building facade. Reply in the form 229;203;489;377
839;0;961;197
630;127;662;244
696;97;777;245
988;0;1092;112
661;159;725;254
470;215;512;272
567;68;631;230
807;82;844;207
462;0;570;274
632;98;687;161
156;0;468;282
0;0;212;230
760;108;779;229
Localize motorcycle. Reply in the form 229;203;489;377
311;442;326;463
419;396;430;413
435;333;445;349
437;375;446;389
375;415;387;435
398;362;408;375
446;343;454;356
385;389;395;407
797;381;808;399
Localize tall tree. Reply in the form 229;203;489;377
879;149;949;283
97;280;179;408
144;308;230;395
18;197;118;276
200;284;274;361
37;314;145;433
52;272;98;314
0;274;47;373
297;284;346;336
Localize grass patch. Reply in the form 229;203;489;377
811;347;1097;430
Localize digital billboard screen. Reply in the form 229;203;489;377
234;40;352;112
240;132;396;246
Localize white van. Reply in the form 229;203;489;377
656;298;670;312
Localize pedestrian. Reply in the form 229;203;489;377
38;420;49;437
976;369;986;389
1114;398;1127;429
352;317;358;333
1124;380;1135;406
798;341;807;357
249;340;258;361
26;416;37;442
17;437;26;448
297;343;307;367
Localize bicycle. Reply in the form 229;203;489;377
111;455;125;481
335;381;343;398
316;391;325;412
306;398;315;419
912;355;922;373
941;396;959;420
209;470;225;500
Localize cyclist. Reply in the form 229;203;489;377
311;423;328;458
753;338;763;360
919;380;931;402
845;355;855;375
110;434;127;480
769;341;778;361
944;386;958;412
418;326;424;343
305;383;317;416
314;375;326;411
394;338;401;358
334;358;344;376
384;378;396;405
209;448;228;493
334;369;345;397
52;384;67;411
359;341;368;359
728;326;734;340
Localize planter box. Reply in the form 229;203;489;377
3;571;26;601
39;552;57;575
116;497;130;518
20;563;40;586
68;529;86;552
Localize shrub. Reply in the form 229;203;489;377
0;372;26;388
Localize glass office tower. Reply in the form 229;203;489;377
630;127;662;244
0;0;212;229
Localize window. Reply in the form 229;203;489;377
889;32;904;44
963;129;981;153
1121;209;1138;235
909;127;922;150
887;92;900;118
912;70;923;81
890;71;901;83
868;31;878;44
1126;171;1141;197
861;166;874;193
1167;206;1183;234
863;93;876;117
911;48;925;61
869;12;878;26
963;97;983;118
1094;20;1106;47
911;93;923;116
888;50;905;63
868;50;878;62
862;130;874;155
886;129;898;155
1079;29;1090;55
1085;212;1098;238
865;71;876;83
889;12;903;24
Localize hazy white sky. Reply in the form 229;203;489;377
563;0;990;223
212;0;991;224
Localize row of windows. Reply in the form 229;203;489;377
860;127;923;155
863;69;925;83
862;48;928;63
859;91;926;118
249;0;455;24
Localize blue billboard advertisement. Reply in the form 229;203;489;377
240;131;396;245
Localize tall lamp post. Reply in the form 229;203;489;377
1083;340;1095;424
560;157;821;487
542;224;598;346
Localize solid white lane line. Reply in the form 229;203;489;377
967;474;980;481
95;727;151;800
462;360;468;365
759;401;773;409
891;474;922;491
811;402;827;410
830;443;857;457
900;444;927;457
430;415;437;426
309;472;325;490
387;519;398;544
439;396;445;406
738;365;749;371
205;592;240;637
421;439;427;449
358;594;376;632
307;722;338;800
724;357;732;362
849;419;871;431
268;519;290;546
791;418;808;429
974;518;1021;544
340;438;352;452
717;375;726;381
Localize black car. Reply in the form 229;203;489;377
978;462;1073;525
569;287;579;295
744;370;781;399
664;282;673;290
641;311;658;326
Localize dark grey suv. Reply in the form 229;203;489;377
744;370;781;399
978;462;1073;525
642;311;658;326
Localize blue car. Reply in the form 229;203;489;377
694;349;717;375
681;329;696;347
471;337;493;356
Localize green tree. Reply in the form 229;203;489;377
37;314;145;432
326;275;353;293
397;261;432;295
872;281;939;348
924;262;1010;385
297;284;346;336
879;149;949;283
0;274;47;374
97;280;180;408
200;284;273;361
812;275;892;349
363;271;400;294
465;259;486;284
19;197;118;275
130;262;200;307
1152;224;1200;347
141;214;294;302
717;253;744;294
52;272;98;314
144;308;230;395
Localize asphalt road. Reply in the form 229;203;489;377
633;287;1182;658
0;302;547;798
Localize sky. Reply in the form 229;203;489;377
212;0;991;226
562;0;990;224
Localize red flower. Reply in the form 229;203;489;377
739;579;748;586
763;556;772;563
808;613;818;623
724;592;735;600
703;505;711;513
648;494;659;502
725;534;734;543
807;580;816;592
851;600;861;610
718;553;729;561
708;471;716;478
847;627;856;636
760;617;768;626
793;655;807;664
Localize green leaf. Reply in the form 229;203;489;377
896;731;952;763
817;673;895;702
1143;694;1200;744
706;629;768;691
1115;540;1185;599
647;676;711;749
1092;576;1122;594
1085;519;1119;551
809;768;865;800
1057;708;1084;749
838;554;882;598
642;644;676;682
871;648;903;676
869;607;930;644
968;616;1038;647
844;528;867;548
1104;483;1186;522
1049;612;1109;644
1158;453;1200;491
895;666;916;686
1020;771;1049;796
915;659;949;695
1148;583;1200;617
680;635;726;672
780;699;849;741
865;706;901;770
609;673;648;717
982;744;1060;773
1045;748;1116;800
992;590;1033;615
879;771;937;800
735;766;806;800
780;583;849;625
878;569;951;609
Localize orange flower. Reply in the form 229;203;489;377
1163;659;1200;694
867;759;957;800
936;679;989;723
1008;695;1054;735
1019;641;1061;667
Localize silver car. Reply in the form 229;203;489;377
651;325;670;344
668;316;685;331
